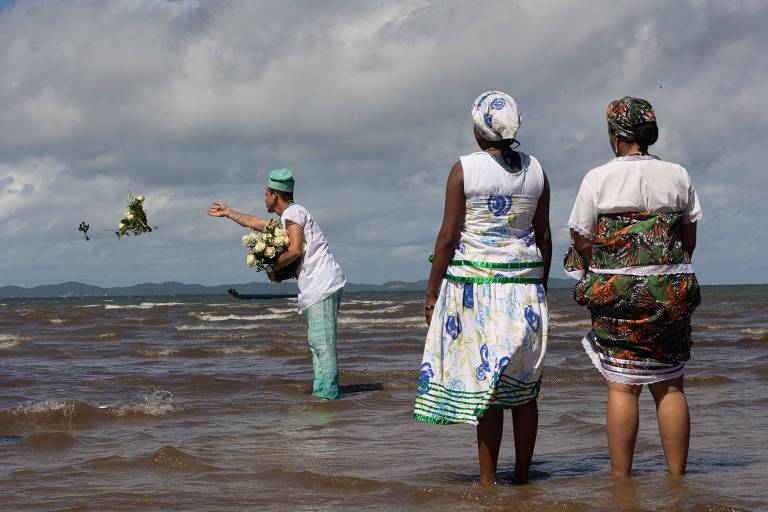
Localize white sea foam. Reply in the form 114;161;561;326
551;319;592;328
338;315;424;326
76;304;104;308
105;302;188;310
191;312;288;322
136;348;179;357
341;306;404;315
741;328;767;339
344;300;396;306
216;346;263;355
9;400;77;417
109;389;179;417
267;307;297;314
0;334;22;349
175;323;262;331
49;318;66;324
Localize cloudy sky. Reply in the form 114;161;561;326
0;0;766;287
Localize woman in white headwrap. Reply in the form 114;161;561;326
414;91;551;485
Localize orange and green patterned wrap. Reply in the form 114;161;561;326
565;212;701;379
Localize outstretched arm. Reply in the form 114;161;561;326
207;202;271;232
425;161;465;325
532;172;552;291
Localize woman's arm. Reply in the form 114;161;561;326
207;202;271;231
681;221;697;258
425;162;465;325
532;173;552;291
572;232;593;269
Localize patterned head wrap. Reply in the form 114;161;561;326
606;96;657;140
471;91;520;141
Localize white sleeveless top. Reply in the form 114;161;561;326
446;151;545;282
461;151;545;200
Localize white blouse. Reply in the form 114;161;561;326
568;155;703;239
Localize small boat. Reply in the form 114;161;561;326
227;288;297;300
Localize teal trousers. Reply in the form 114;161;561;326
305;288;343;399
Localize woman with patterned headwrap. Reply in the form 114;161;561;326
565;96;702;477
414;91;551;485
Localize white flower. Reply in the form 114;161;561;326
264;246;276;259
275;228;287;237
279;236;290;247
126;213;135;221
246;254;257;268
253;241;266;254
136;196;145;202
118;223;125;230
241;234;251;246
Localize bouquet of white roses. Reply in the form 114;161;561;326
241;219;299;279
115;193;155;239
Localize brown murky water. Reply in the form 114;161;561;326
0;287;766;511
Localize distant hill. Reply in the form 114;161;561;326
0;277;574;298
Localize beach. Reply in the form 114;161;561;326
0;287;766;511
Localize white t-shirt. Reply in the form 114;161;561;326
281;204;345;313
568;156;703;239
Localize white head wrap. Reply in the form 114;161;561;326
471;91;520;141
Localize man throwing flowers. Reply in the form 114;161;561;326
208;168;346;399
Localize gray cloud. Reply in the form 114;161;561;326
0;0;766;286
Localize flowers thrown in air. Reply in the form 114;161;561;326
241;219;299;280
115;193;155;239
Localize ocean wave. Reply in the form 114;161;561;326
133;348;180;358
191;312;289;322
175;323;267;331
338;315;424;326
551;319;591;328
341;306;405;315
23;431;78;449
104;302;189;310
741;328;767;340
0;391;182;432
694;323;729;330
133;345;302;358
267;307;298;314
344;300;396;306
0;334;22;349
84;445;217;472
49;318;66;324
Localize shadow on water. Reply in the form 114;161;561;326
685;451;763;474
339;382;385;395
0;434;23;444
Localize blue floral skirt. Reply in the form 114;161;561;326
414;280;548;425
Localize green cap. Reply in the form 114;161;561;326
267;168;295;193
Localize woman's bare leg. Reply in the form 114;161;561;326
511;398;538;483
648;376;689;475
477;408;503;485
606;381;642;478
